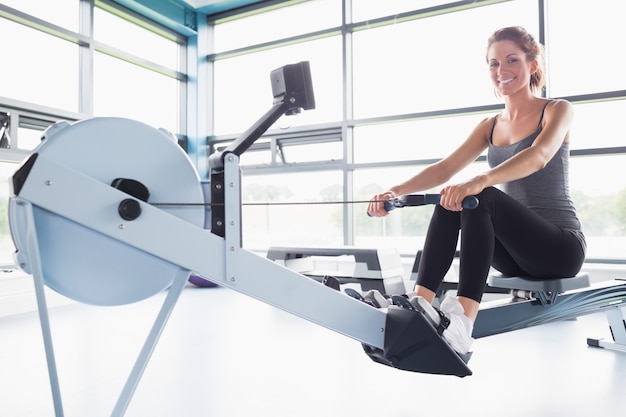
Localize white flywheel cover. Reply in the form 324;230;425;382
9;117;205;306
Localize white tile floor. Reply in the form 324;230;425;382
1;284;626;417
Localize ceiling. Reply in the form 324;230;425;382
114;0;283;35
179;0;267;15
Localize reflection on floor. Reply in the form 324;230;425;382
1;284;625;417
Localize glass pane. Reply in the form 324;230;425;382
546;0;626;97
94;7;179;70
213;0;341;52
17;125;46;151
352;0;449;22
352;0;537;118
213;36;342;135
354;165;434;253
93;52;179;133
237;138;271;166
279;141;342;163
0;19;79;112
353;161;489;254
0;161;19;265
570;155;626;259
242;171;344;249
354;112;489;164
571;100;626;150
213;137;342;166
2;0;78;31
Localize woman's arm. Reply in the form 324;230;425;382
367;117;491;216
439;100;574;210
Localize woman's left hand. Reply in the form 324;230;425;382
439;177;485;211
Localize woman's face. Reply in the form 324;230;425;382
487;40;537;97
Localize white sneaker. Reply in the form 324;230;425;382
439;297;474;354
409;295;474;354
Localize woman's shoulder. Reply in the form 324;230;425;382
475;114;498;136
543;97;573;111
543;98;574;119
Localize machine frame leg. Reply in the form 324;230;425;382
22;200;191;417
25;201;65;417
588;306;626;353
111;268;189;417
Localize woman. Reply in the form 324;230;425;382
367;26;586;354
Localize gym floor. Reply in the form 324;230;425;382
1;283;625;417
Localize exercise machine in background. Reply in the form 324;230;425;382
0;112;11;149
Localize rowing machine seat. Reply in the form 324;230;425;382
488;272;590;305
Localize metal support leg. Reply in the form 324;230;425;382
24;202;65;417
22;199;190;417
111;268;190;417
588;307;626;353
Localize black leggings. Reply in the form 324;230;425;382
416;187;586;302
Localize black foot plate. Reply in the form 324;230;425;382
364;305;473;377
330;281;473;377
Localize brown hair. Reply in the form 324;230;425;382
486;26;546;95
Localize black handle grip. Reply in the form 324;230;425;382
368;194;479;216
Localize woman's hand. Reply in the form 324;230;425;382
367;191;396;217
439;176;486;211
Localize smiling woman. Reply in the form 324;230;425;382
366;26;584;355
487;26;545;99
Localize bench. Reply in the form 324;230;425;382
267;246;407;294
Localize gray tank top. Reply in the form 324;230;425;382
487;101;583;232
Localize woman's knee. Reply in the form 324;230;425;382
475;186;503;205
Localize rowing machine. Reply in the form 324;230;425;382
9;62;473;417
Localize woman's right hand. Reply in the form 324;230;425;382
367;191;396;217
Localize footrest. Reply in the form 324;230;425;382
362;306;472;377
488;272;590;305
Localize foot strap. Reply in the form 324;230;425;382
391;296;450;336
435;309;450;336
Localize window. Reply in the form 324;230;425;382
217;129;343;167
0;113;10;149
212;0;626;263
1;0;79;31
0;18;79;112
0;1;189;279
0;162;19;265
16;116;50;151
545;0;626;97
353;162;489;253
352;0;449;22
94;7;180;70
570;155;626;260
242;171;344;250
352;0;537;119
213;0;341;53
354;113;489;164
213;36;342;135
91;5;184;134
570;100;626;150
93;52;179;132
566;98;626;260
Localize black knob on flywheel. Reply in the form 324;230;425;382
118;198;142;221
